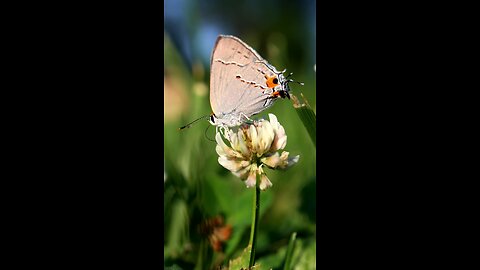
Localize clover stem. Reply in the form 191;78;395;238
248;172;261;268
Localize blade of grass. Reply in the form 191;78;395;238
291;93;316;147
283;232;297;270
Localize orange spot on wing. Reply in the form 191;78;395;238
265;75;279;88
271;91;281;98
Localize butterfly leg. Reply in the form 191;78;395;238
218;125;233;141
240;113;255;125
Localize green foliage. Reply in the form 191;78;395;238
292;94;317;147
228;245;252;269
290;238;316;270
165;264;184;270
164;27;316;269
283;232;297;270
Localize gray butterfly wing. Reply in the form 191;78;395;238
209;35;283;120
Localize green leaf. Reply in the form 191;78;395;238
290;237;316;270
291;93;316;147
255;236;315;270
255;247;286;269
228;245;251;269
226;245;274;269
164;200;189;258
165;264;184;270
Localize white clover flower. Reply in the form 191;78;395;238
215;114;299;190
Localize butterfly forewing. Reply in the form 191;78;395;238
210;35;281;119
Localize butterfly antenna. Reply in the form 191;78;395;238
179;115;210;130
295;81;305;86
284;72;304;85
204;124;215;142
286;76;305;86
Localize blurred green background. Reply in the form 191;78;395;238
164;0;316;269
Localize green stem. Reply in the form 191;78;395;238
248;173;261;268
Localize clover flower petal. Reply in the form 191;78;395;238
232;164;251;180
268;114;287;152
245;164;258;188
215;114;299;190
277;151;300;169
218;156;250;172
260;152;281;168
215;132;243;159
231;129;250;157
256;120;275;157
259;173;272;190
